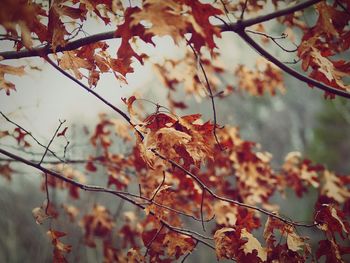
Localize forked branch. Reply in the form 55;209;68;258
0;147;215;249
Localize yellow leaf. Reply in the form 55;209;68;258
286;230;306;252
322;170;350;203
241;228;267;261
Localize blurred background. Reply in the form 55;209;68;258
0;4;349;262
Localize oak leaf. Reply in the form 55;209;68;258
0;0;48;48
214;227;237;260
163;232;195;259
114;7;154;76
321;170;350;203
131;0;191;44
48;0;88;50
240;228;267;261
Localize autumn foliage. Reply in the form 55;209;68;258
1;0;350;262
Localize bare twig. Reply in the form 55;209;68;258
284;58;301;64
219;0;233;23
150;171;166;201
44;173;50;215
240;0;249;19
185;39;223;150
145;224;164;256
0;152;214;223
0;157;87;164
200;190;206;232
246;30;298;52
39;119;66;165
0;111;64;162
150;200;215;223
233;0;321;28
169;225;213;241
139;184;142;197
113;199;125;219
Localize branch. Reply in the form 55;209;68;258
0;147;215;249
185;39;223;150
0;31;116;60
0;147;142;200
39;119;66;165
0;0;320;61
151;149;318;228
0;111;65;162
44;56;144;140
236;0;321;28
237;31;350;99
0;157;88;164
0;148;215;250
145;224;164;256
0;142;212;224
1;0;345;99
245;30;298;53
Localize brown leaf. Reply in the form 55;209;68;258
47;230;72;263
0;64;25;95
0;163;13;181
32;206;50;224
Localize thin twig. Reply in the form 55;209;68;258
234;0;321;28
39;119;66;165
150;200;215;223
219;0;233;23
145;224;164;256
168;225;213;241
335;0;350;16
150;171;166;201
43;56;144;140
113;199;125;219
0;155;214;223
44;173;50;215
181;241;198;263
237;30;350;99
139;184;142;197
0;111;64;162
185;39;223;150
0;147;217;250
246;29;298;52
240;0;249;19
159;219;215;249
284;58;301;64
200;190;206;232
151;149;319;228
